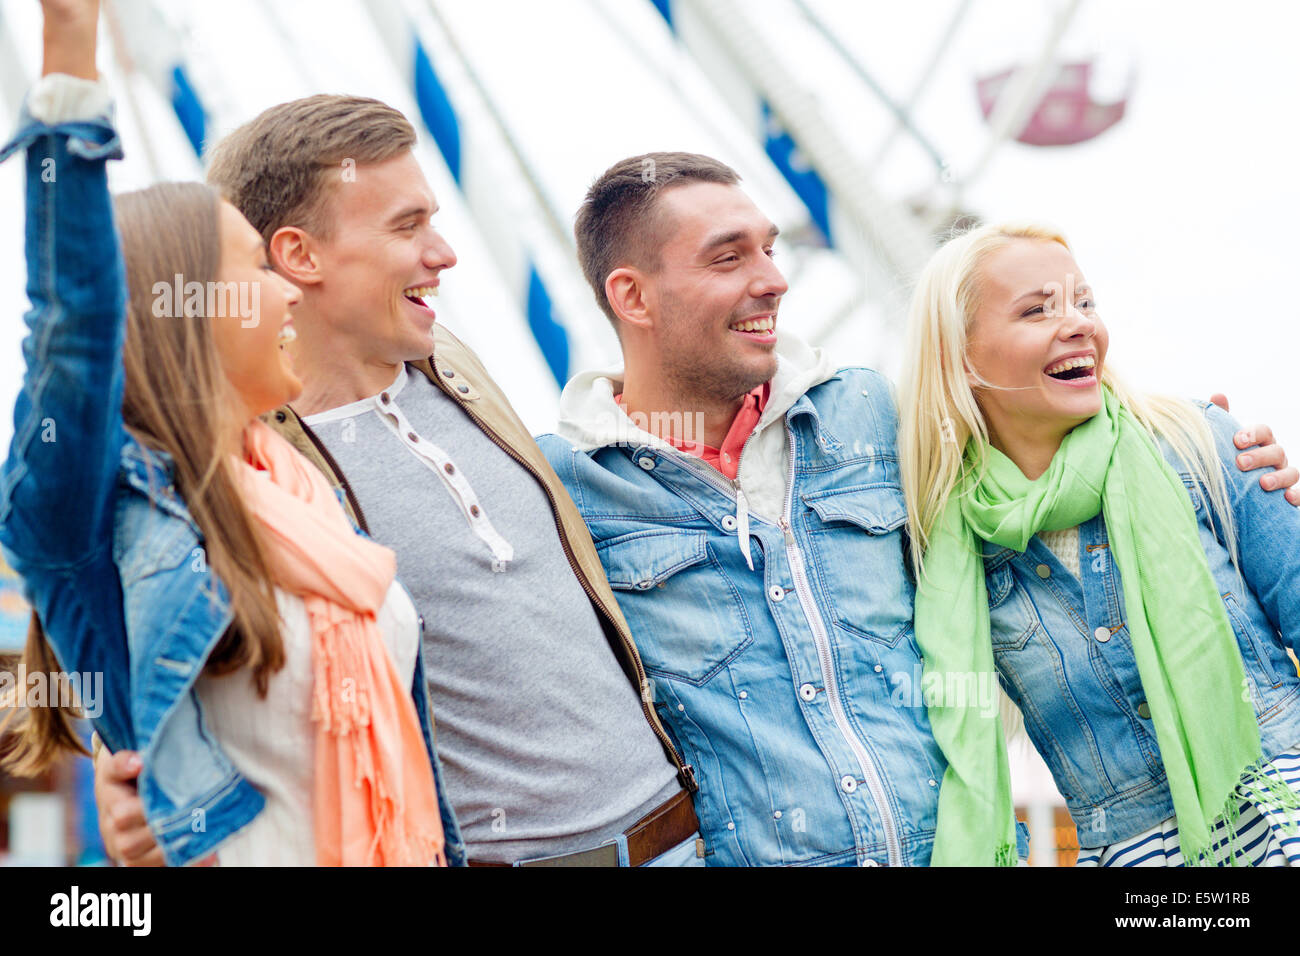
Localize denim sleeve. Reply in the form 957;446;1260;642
0;105;127;571
1201;403;1300;652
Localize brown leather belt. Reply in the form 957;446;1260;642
468;790;699;867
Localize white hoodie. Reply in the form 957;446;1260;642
552;332;840;523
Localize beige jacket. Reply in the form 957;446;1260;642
264;324;695;793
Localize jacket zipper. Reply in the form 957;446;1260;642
431;371;697;793
777;423;903;867
651;427;904;864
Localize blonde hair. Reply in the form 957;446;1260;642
898;223;1238;736
899;221;1237;585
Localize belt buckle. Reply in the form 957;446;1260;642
516;842;621;867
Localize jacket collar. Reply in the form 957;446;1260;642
119;437;197;527
553;331;840;453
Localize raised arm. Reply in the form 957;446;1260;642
0;0;128;572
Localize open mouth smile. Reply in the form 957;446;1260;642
1043;353;1098;387
403;284;440;311
729;313;777;341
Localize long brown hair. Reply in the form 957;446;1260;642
2;182;285;775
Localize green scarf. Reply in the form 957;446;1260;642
916;387;1265;866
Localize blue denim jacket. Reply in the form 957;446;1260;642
0;105;465;867
983;403;1300;848
539;369;955;866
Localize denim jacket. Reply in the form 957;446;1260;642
538;355;954;866
0;103;465;867
983;402;1300;848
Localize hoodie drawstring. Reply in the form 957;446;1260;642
735;486;754;571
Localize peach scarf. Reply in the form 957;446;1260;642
232;420;446;866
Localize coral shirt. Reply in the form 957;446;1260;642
616;384;770;480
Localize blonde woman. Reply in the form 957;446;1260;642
899;222;1300;866
0;0;457;866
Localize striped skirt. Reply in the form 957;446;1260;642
1076;747;1300;866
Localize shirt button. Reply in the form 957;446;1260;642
444;463;454;474
721;515;738;531
636;580;653;590
799;683;816;701
1136;701;1152;719
773;810;782;820
470;505;481;518
928;778;937;787
1094;626;1111;643
873;664;883;673
638;457;655;470
840;775;857;793
768;584;785;602
726;822;736;831
1036;564;1051;578
407;432;418;442
738;690;748;700
381;392;390;404
457;384;470;394
442;368;455;378
862;859;880;867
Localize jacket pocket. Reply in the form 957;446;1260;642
801;484;914;647
598;529;754;685
985;564;1039;650
1223;591;1284;689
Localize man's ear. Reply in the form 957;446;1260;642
605;267;652;334
269;226;323;287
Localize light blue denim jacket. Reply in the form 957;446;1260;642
0;102;465;867
983;402;1300;848
539;368;956;866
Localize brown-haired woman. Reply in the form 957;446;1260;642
0;0;460;866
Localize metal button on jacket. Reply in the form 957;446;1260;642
1094;626;1111;643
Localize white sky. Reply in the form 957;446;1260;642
1;0;1297;446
